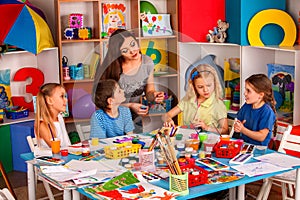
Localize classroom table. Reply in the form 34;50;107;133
21;137;300;200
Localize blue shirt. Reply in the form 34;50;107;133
237;103;276;145
90;106;134;138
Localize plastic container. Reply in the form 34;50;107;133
214;140;243;158
142;98;172;113
169;173;189;195
5;106;29;119
104;142;141;159
180;162;208;187
203;139;217;152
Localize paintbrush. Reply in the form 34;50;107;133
212;123;222;137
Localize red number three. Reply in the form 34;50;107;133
11;68;44;111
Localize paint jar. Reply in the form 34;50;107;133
81;141;90;157
176;143;185;151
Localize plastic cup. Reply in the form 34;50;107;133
91;138;99;146
198;133;208;142
203;139;216;152
51;139;60;154
223;99;231;111
254;145;267;156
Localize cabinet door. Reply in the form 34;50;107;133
0;125;13;173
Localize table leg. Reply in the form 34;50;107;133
295;168;300;200
27;161;36;200
237;184;245;200
229;187;236;200
72;190;80;200
63;190;72;200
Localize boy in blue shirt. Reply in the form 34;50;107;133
90;79;134;138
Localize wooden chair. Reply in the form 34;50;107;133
0;162;16;199
0;188;15;200
26;136;62;200
257;125;298;200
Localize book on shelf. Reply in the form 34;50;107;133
101;3;126;38
89;52;100;79
267;63;294;123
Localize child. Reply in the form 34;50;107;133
35;83;71;148
90;79;134;138
233;74;277;146
163;64;229;134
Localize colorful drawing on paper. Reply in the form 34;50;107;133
0;69;11;109
141;14;173;36
102;3;126;38
207;170;245;184
267;63;294;114
141;39;168;72
84;178;177;199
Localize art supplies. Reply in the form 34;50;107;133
207;170;245;184
240;144;255;154
36;156;65;165
229;153;253;165
155;130;182;175
196;157;229;171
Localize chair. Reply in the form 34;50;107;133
0;162;16;199
0;188;15;200
26;136;62;200
258;125;298;200
75;124;91;141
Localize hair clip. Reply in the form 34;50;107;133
191;71;199;80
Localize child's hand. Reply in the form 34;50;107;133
234;120;246;132
154;91;164;103
192;119;208;131
132;103;149;116
164;119;175;127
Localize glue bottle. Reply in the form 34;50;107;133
62;56;70;81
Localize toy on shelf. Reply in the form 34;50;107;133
206;19;229;43
64;13;92;40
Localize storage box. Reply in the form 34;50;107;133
10;121;35;172
180;162;208;187
142;98;172;114
104;142;141;159
214;140;243;158
5;106;29;119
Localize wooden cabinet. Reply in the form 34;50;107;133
55;0;179;130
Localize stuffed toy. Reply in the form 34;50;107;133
206;19;230;43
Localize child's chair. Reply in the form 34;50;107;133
0;162;16;199
26;136;62;200
0;188;15;200
75;124;91;141
257;125;298;200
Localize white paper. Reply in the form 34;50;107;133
231;161;291;177
254;152;300;168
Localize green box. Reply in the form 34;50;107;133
0;125;13;173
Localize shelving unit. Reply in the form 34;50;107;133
55;0;179;131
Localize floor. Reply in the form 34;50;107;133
0;171;288;200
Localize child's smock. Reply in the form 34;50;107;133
40;114;71;148
90;106;134;138
178;93;227;127
237;103;276;146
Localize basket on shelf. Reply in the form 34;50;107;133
214;140;243;158
104;142;142;159
5;106;29;119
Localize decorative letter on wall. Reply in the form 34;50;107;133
248;9;297;46
11;67;44;111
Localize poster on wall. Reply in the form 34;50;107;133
141;39;168;74
267;63;294;123
101;3;126;38
0;69;12;109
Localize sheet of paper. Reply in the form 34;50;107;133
40;166;97;182
231;161;290;177
65;159;124;172
254;152;300;168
